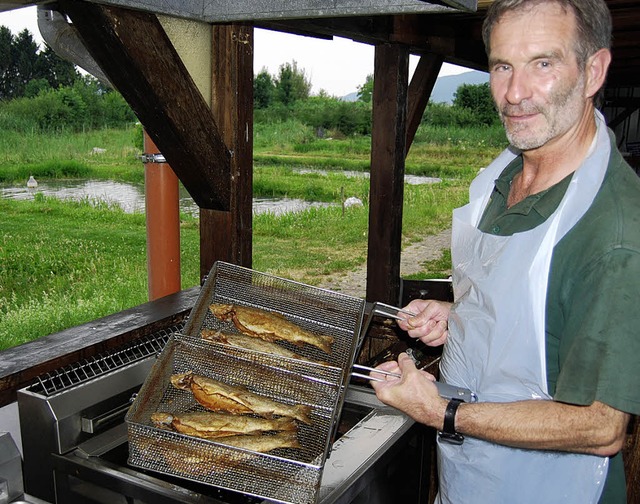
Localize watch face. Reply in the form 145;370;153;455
438;431;465;445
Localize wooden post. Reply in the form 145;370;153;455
366;43;409;304
199;23;254;281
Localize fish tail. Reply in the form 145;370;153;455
319;335;334;354
294;404;313;425
150;412;174;429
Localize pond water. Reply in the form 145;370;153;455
0;172;441;216
0;179;335;216
293;168;442;186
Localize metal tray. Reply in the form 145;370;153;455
183;261;367;370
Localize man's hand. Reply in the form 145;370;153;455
370;353;448;429
397;299;452;347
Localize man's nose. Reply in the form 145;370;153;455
504;69;531;104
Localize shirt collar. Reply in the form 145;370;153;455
493;156;572;219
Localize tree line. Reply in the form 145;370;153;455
0;26;79;100
254;64;499;137
0;25;498;136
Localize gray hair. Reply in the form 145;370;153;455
482;0;612;67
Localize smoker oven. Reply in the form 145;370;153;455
17;268;434;504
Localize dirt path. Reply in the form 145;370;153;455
317;228;452;298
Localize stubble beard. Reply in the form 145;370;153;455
498;72;586;151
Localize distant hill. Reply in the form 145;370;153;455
340;69;489;103
341;91;359;102
431;70;489;104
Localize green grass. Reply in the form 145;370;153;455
0;123;505;350
0;126;143;184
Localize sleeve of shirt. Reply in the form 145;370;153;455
553;246;640;415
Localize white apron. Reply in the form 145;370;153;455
436;111;611;504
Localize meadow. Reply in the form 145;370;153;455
0;119;505;349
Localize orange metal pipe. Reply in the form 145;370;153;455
143;131;181;300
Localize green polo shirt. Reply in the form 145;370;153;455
477;139;640;504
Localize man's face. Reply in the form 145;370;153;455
488;3;588;151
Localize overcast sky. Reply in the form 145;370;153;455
0;5;471;97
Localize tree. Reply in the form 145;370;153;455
0;26;80;101
274;60;311;106
37;44;81;90
452;82;498;126
5;28;39;99
357;74;374;103
254;67;275;109
0;26;14;99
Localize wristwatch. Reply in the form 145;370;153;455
438;398;464;445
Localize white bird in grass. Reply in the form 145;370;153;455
27;175;38;188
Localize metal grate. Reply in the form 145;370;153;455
127;334;342;504
26;324;183;397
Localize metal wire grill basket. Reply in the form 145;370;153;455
183;261;366;370
127;262;367;504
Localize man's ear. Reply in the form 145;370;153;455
585;48;612;99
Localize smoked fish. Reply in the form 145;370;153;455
200;329;328;365
150;411;298;439
170;371;313;425
209;303;334;354
216;430;301;452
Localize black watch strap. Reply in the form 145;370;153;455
438;398;464;445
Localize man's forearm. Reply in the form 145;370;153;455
454;399;629;456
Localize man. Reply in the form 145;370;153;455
370;0;640;502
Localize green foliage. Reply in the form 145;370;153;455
255;97;372;137
255;61;312;109
253;118;317;149
412;122;507;148
357;74;374;103
275;60;312;106
0;196;153;349
0;126;143;183
0;116;506;346
294;97;372;136
0;77;137;132
254;68;275;109
452;82;499;126
0;26;81;100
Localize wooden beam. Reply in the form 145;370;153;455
366;42;409;305
200;23;254;278
406;53;444;154
59;0;231;210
